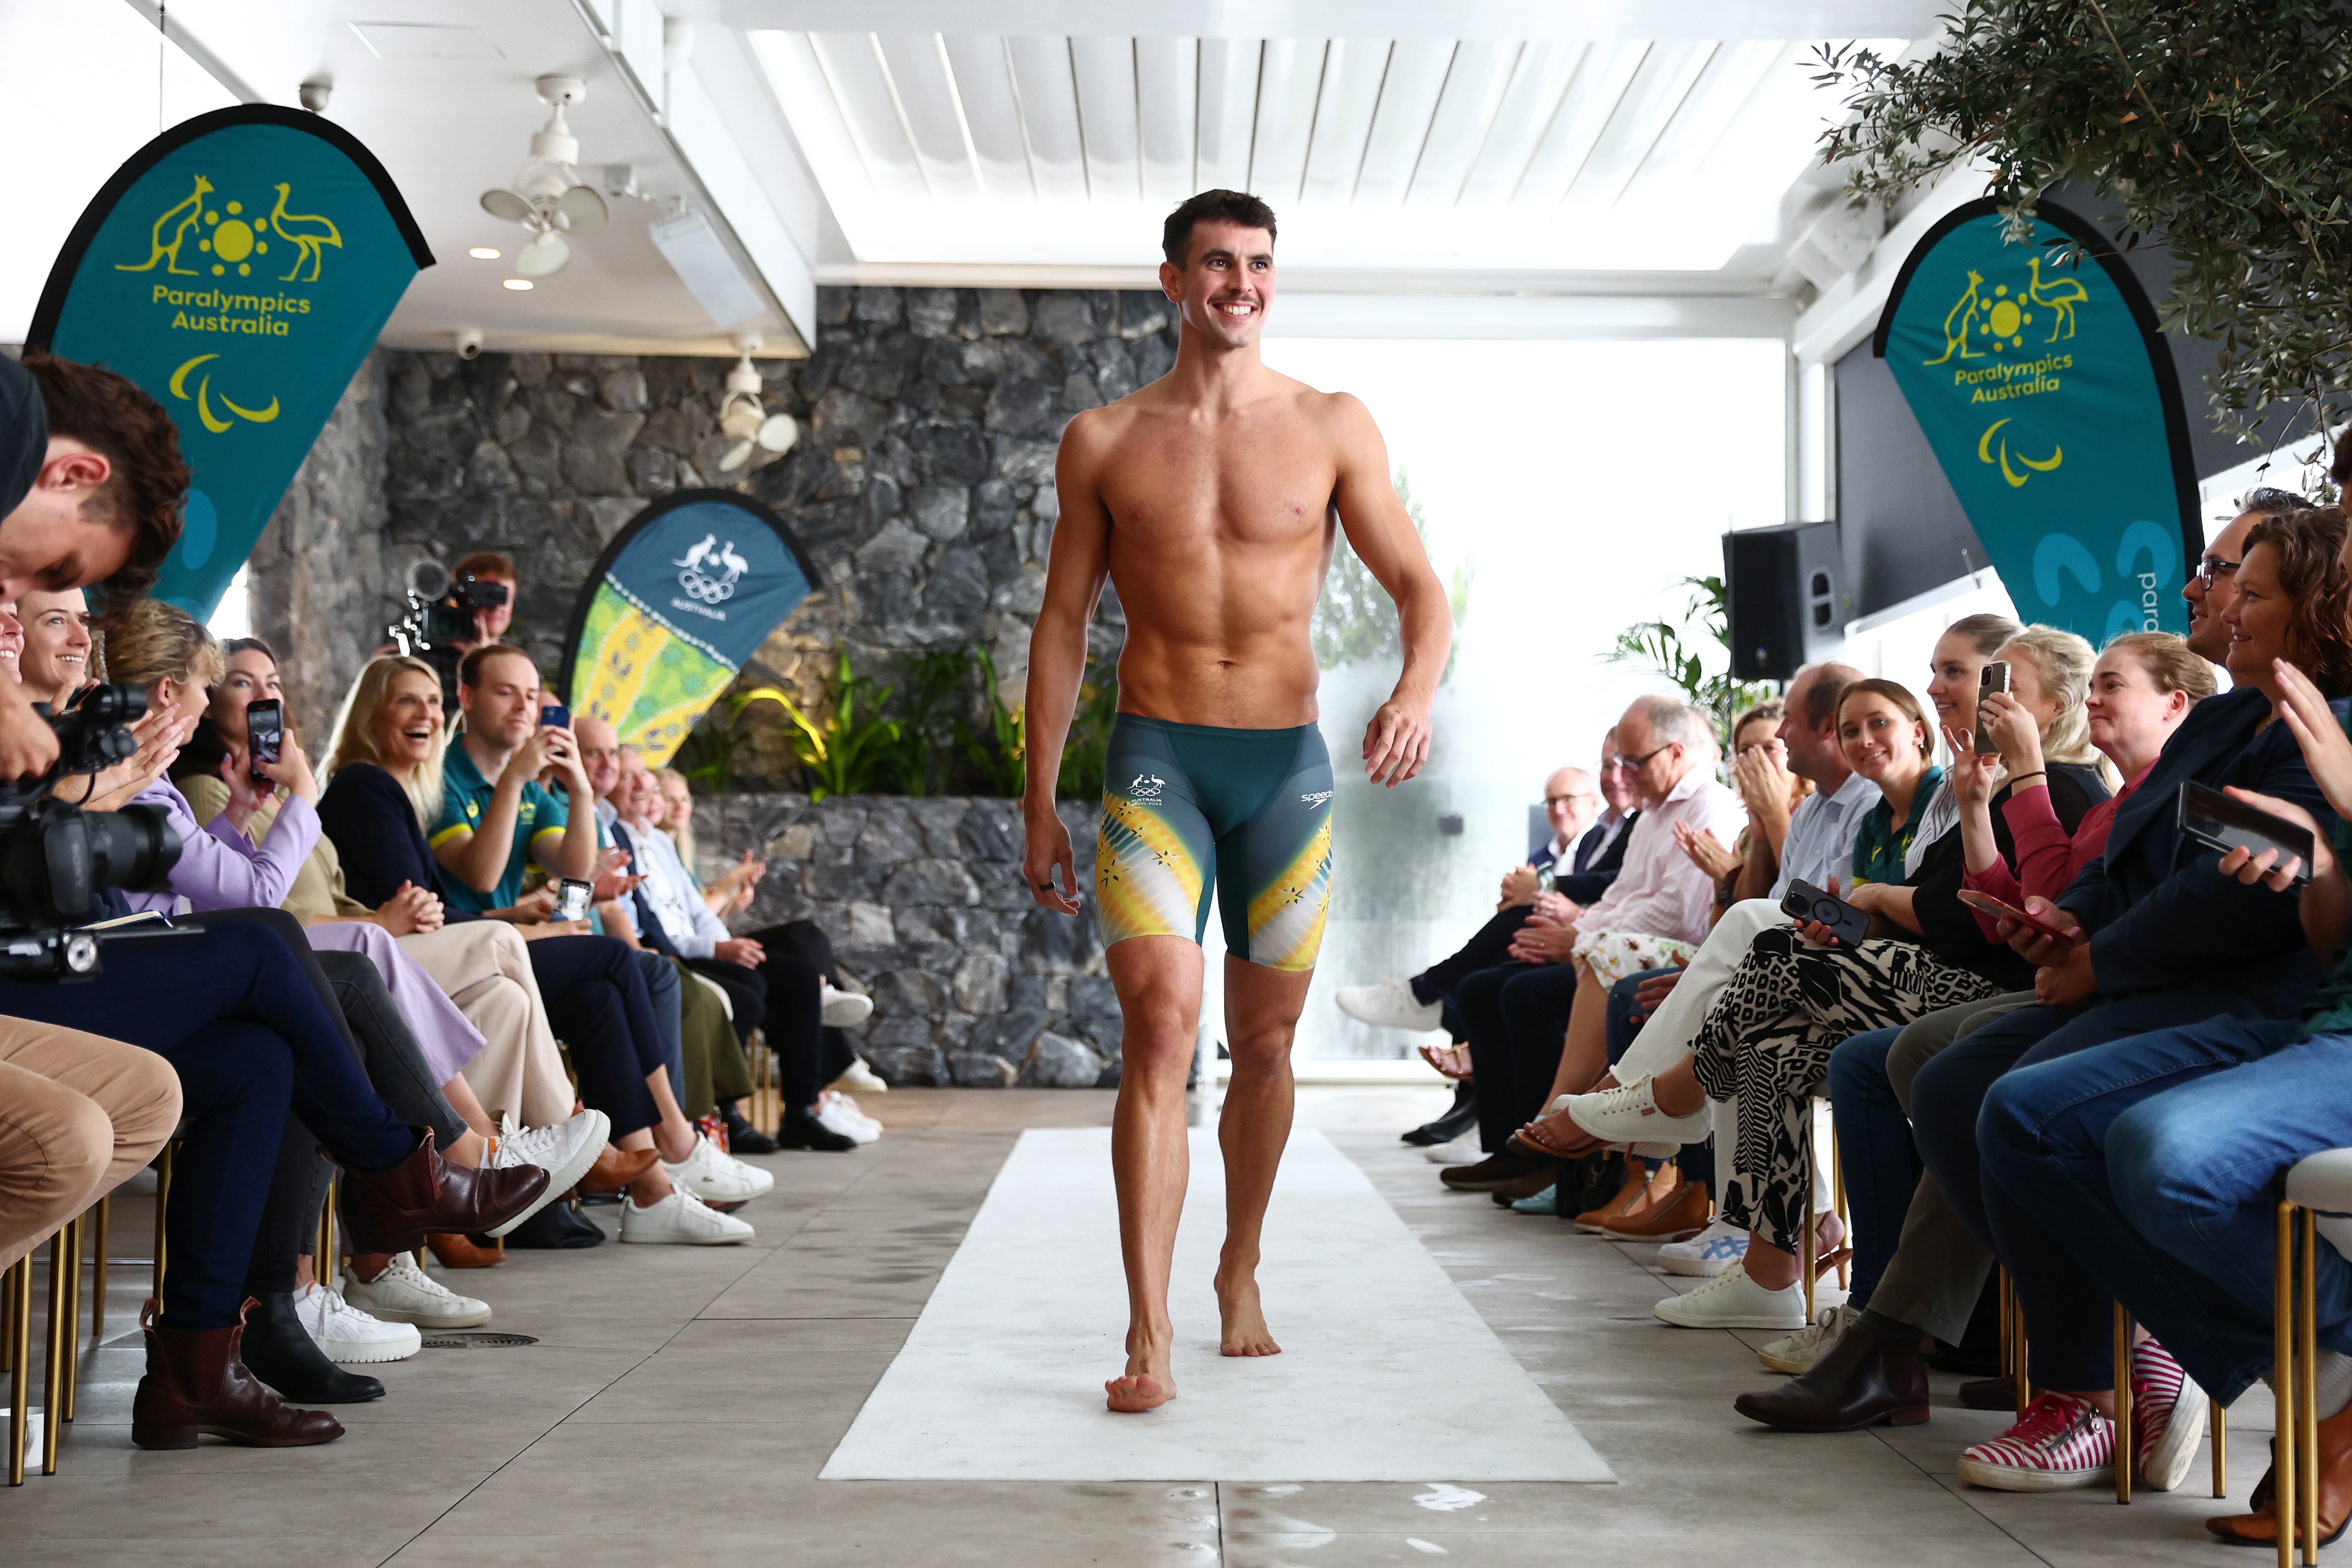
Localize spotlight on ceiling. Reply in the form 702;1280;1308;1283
469;247;501;260
502;279;533;291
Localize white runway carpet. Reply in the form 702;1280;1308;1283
820;1127;1614;1482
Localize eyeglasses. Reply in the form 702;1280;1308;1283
2194;556;2242;589
1545;791;1600;808
1620;743;1676;769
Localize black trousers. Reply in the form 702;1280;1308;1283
683;955;766;1051
740;922;854;1112
524;933;670;1138
1413;906;1533;1009
1457;961;1581;1153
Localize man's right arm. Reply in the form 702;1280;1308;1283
435;769;527;893
1020;414;1114;915
0;675;58;778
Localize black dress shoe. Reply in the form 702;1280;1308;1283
1403;1082;1478;1146
1958;1375;2016;1410
1733;1322;1928;1432
1439;1152;1547;1191
777;1109;858;1152
237;1290;386;1404
484;1198;606;1250
722;1107;780;1155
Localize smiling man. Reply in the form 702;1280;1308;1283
1022;189;1454;1414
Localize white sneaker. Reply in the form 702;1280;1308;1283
831;1056;888;1093
342;1251;491;1329
1653;1265;1807;1329
1422;1133;1482;1165
1563;1073;1711;1147
1656;1219;1749;1277
485;1108;611;1235
816;1093;880;1144
1757;1303;1858;1374
293;1282;422;1363
820;982;873;1028
661;1131;774;1202
1335;978;1443;1033
618;1186;755;1245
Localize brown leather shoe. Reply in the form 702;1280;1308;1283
1959;1375;2017;1410
1604;1177;1712;1241
578;1145;660;1197
424;1233;507;1269
1734;1321;1929;1432
338;1130;549;1253
1574;1161;1650;1233
1487;1166;1561;1204
2208;1404;2352;1548
131;1302;344;1449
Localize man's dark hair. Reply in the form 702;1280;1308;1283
453;549;517;582
458;641;534;690
2244;486;2316;517
1162;190;1278;268
17;352;187;605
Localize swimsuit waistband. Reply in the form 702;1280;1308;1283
1111;712;1320;743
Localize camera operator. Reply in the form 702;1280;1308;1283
441;550;517;655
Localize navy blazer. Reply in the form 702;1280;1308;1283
2058;684;2343;1001
1556;810;1637;905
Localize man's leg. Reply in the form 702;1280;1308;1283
1217;954;1311;1357
1499;963;1589;1122
1454;964;1528;1153
1414;907;1534;1003
1104;935;1205;1412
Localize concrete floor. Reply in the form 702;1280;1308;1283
0;1085;2275;1566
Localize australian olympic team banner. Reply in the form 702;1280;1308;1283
560;490;820;768
29;106;431;616
1875;198;2199;641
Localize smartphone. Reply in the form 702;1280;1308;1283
540;701;570;731
551;878;594;923
2179;781;2316;884
1975;662;2010;754
1955;889;2079;946
1534;863;1556;895
246;699;283;785
1780;878;1870;946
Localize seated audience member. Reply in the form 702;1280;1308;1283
16;585;92;702
1679;701;1808;919
321;653;758;1242
1901;508;2351;1494
1436;694;1740;1197
657;765;769;919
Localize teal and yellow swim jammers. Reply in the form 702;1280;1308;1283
1095;715;1335;972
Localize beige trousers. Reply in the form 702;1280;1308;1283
397;923;574;1129
0;1020;182;1273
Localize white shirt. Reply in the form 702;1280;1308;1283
1576;766;1745;948
1771;770;1883;901
621;816;732;958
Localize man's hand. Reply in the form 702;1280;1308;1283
591;847;640;903
510;885;558;923
503;728;567;791
1999;895;2087;965
1507;921;1578;965
1024;801;1081;915
0;683;57;780
2034;941;2098;1008
1362;697;1432;787
713;937;766;968
1529;890;1580;925
1631;959;1686;1019
532;724;590;796
1499;864;1539;908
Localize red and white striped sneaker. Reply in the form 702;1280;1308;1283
1957;1392;2116;1491
2132;1338;2209;1492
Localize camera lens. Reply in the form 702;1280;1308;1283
84;805;181;894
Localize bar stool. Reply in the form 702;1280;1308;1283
2273;1147;2352;1567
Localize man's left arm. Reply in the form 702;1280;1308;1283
1328;394;1452;787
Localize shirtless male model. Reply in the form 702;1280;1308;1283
1023;190;1454;1414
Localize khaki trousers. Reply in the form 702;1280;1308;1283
0;1019;182;1273
397;923;575;1129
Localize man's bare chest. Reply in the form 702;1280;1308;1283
1097;422;1338;548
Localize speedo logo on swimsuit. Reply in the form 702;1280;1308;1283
1128;773;1166;800
1300;790;1334;808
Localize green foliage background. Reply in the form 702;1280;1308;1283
1310;472;1472;678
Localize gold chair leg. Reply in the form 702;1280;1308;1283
2213;1396;2229;1498
40;1228;66;1474
150;1141;173;1316
1832;1132;1851;1290
5;1255;28;1485
2301;1208;2320;1567
91;1196;108;1346
2114;1302;2134;1503
2278;1201;2298;1568
60;1213;80;1423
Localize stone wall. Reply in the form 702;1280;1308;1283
251;284;1174;767
693;792;1119;1087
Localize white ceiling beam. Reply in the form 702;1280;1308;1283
809;32;930;198
1352;39;1452;207
1512;41;1646;205
942;35;1035;199
874;33;984;198
1299;38;1390;207
715;3;1945;42
1405;40;1518;208
665;63;816;342
1561;40;1714;211
1136;37;1198;204
1613;38;1787;208
1455;41;1585;210
751;31;879;208
1070;37;1142;203
1006;35;1089;200
1249;38;1327;207
1196;37;1261;193
1266;291;1794;338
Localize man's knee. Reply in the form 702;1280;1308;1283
1829;1028;1896;1108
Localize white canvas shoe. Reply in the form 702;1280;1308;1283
662;1132;774;1202
618;1186;755;1245
1422;1133;1482;1165
1564;1074;1712;1147
815;1094;880;1145
831;1057;888;1093
1756;1303;1858;1374
342;1252;491;1330
820;983;874;1028
487;1109;610;1232
293;1282;423;1363
1656;1219;1749;1277
1335;978;1444;1033
1653;1266;1807;1330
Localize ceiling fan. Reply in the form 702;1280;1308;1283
478;75;609;278
719;336;799;472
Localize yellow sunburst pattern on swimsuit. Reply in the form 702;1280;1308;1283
1246;815;1334;973
1096;794;1205;947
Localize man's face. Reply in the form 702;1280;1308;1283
1778;672;1838;782
2185;509;2263;664
1613;710;1685;808
1543;768;1600;842
617;751;655;824
575;715;621;801
1160;220;1274;349
460;650;540;750
0;440;130;598
1596;740;1638;815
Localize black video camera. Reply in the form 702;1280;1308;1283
388;559;510;659
0;685;184;979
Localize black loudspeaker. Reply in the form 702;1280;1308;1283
1724;521;1842;681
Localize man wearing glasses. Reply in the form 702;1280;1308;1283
2186;488;2310;667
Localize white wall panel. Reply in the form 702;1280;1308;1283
943;35;1033;198
1300;38;1389;206
1071;37;1141;203
1008;35;1089;200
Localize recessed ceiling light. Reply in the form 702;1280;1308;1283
502;278;533;291
469;247;501;260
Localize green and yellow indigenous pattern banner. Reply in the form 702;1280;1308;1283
30;106;431;617
1875;198;2198;641
559;490;819;767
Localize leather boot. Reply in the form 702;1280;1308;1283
577;1145;660;1197
338;1129;548;1252
1404;1082;1478;1146
1603;1176;1713;1241
2208;1403;2352;1548
423;1233;507;1269
1574;1161;1651;1234
236;1290;385;1403
131;1303;345;1449
1734;1321;1930;1432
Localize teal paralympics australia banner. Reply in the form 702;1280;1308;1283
1875;197;2199;641
29;106;432;617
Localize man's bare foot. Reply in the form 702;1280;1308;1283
1216;1269;1282;1357
1108;1329;1176;1412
